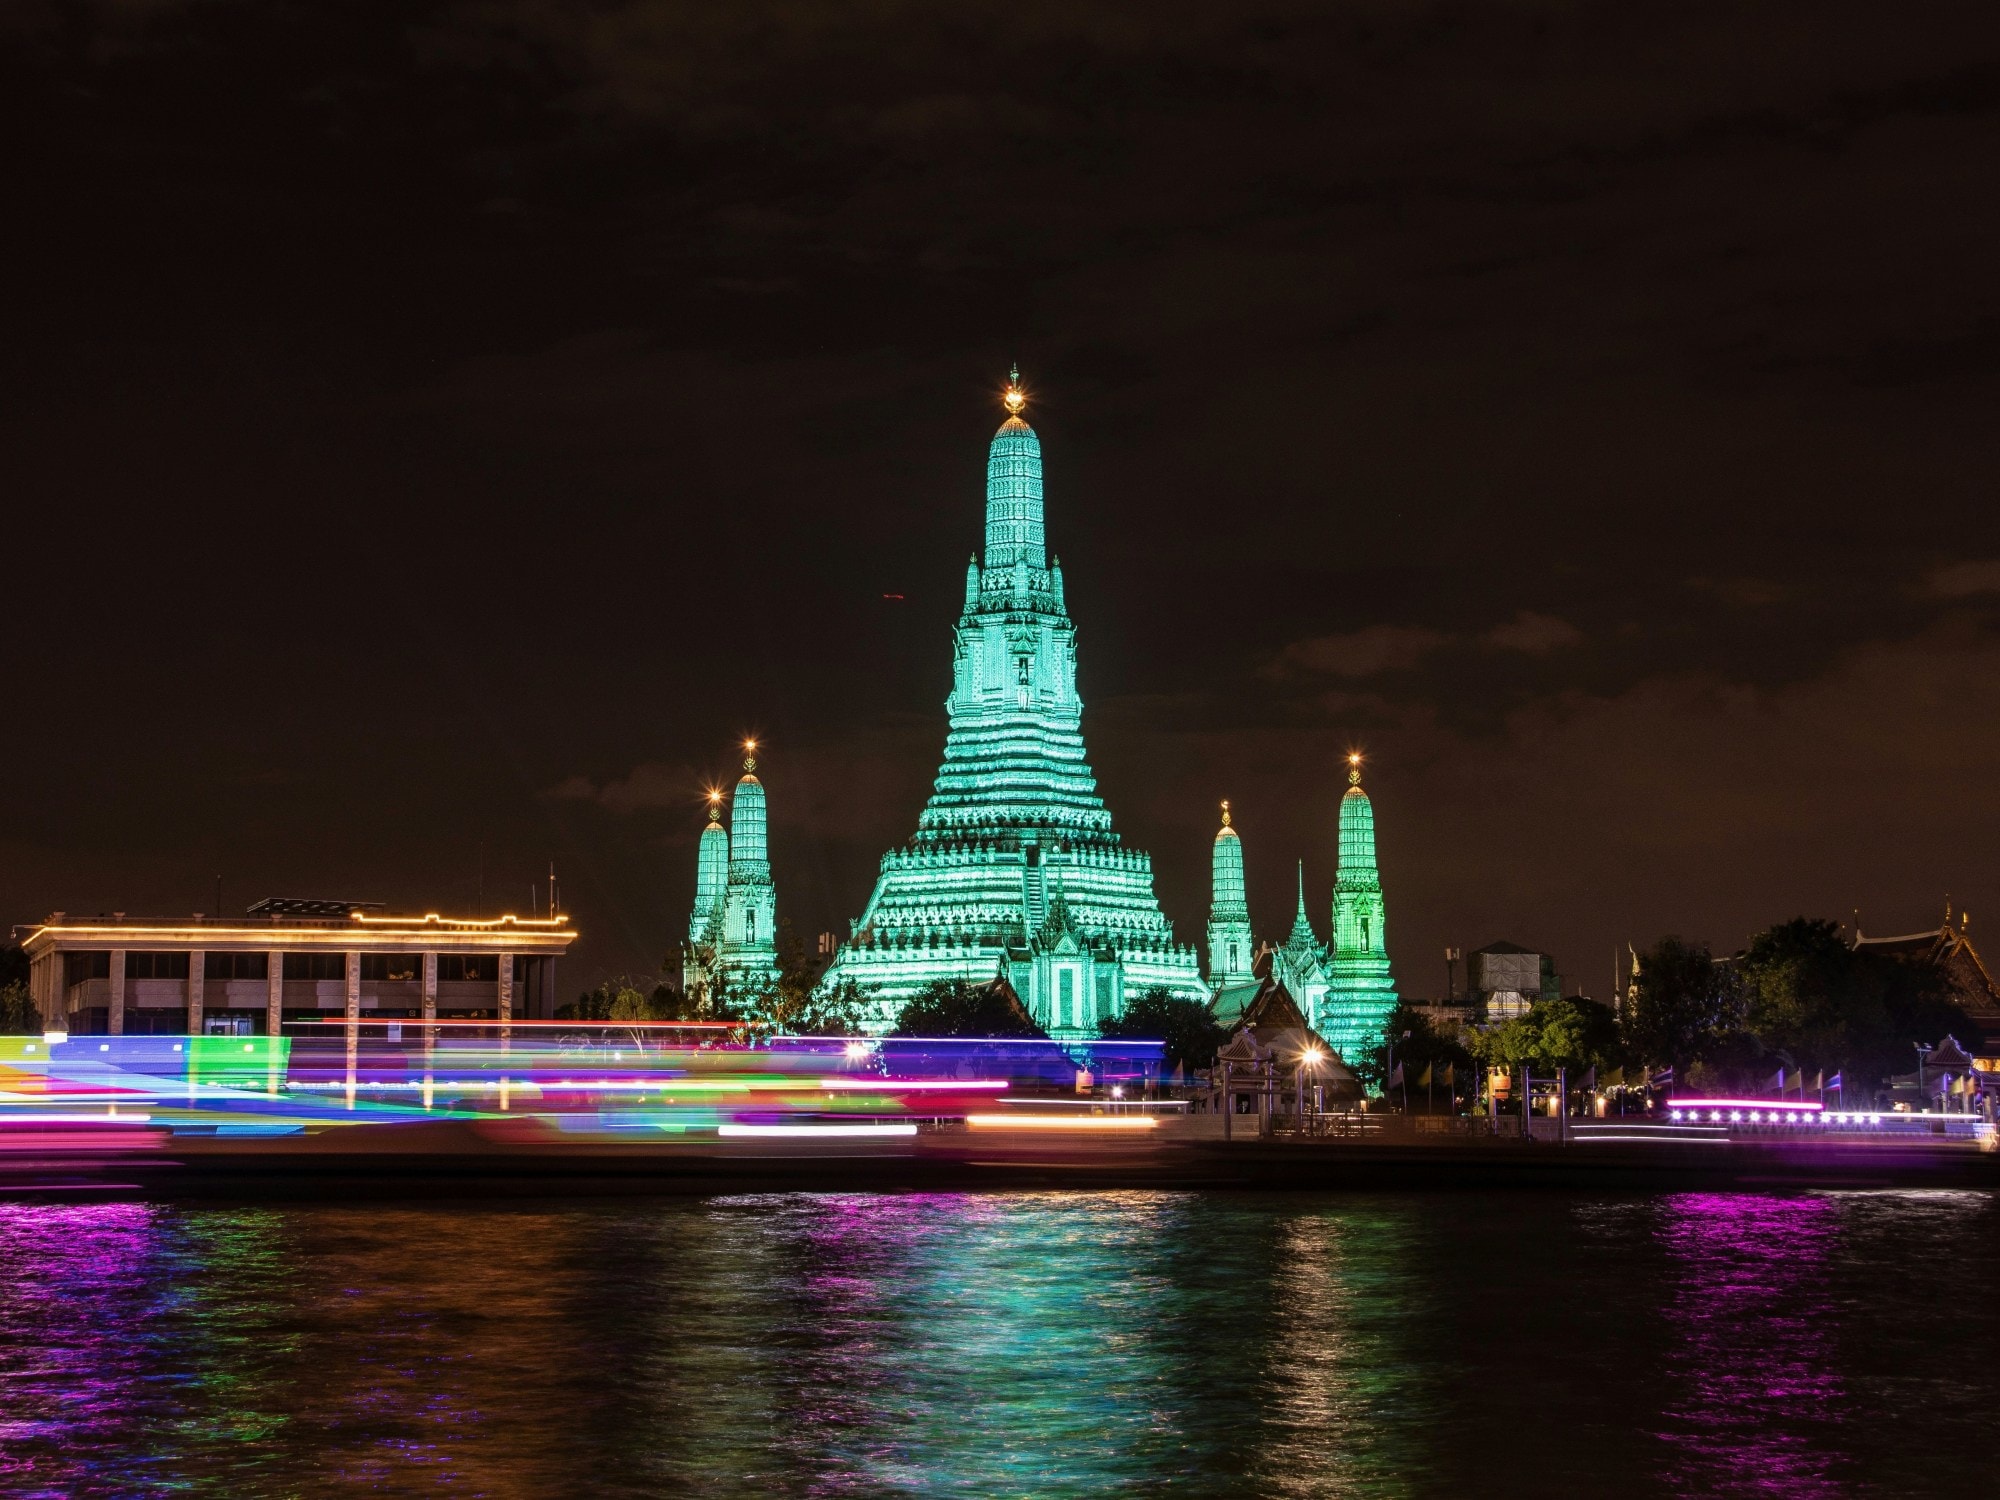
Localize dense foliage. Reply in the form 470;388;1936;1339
1353;916;1978;1103
890;979;1048;1039
1095;987;1230;1075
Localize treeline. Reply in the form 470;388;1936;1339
1380;917;1974;1095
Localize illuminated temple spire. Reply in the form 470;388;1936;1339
819;371;1206;1031
682;788;732;999
984;366;1045;573
1323;752;1398;1061
689;791;728;944
718;739;779;987
1207;802;1254;987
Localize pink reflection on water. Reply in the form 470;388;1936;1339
0;1202;163;1488
1655;1193;1849;1497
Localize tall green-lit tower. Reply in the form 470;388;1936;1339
820;370;1206;1034
1206;802;1255;987
718;740;780;988
1322;753;1398;1059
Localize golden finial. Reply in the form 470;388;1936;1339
1003;363;1026;416
1220;799;1232;828
1347;751;1363;787
706;788;723;822
743;737;758;774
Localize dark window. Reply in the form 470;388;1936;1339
437;955;496;982
282;953;347;981
64;952;111;986
204;952;270;981
125;951;190;980
360;953;421;982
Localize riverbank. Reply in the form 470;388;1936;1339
2;1116;1993;1200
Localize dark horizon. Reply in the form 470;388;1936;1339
7;1;1998;999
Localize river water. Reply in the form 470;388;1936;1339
0;1188;1992;1497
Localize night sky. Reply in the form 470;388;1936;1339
8;1;1999;1000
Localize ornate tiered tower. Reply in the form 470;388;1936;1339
1265;860;1331;1025
1322;753;1398;1058
820;370;1206;1034
1206;802;1255;987
683;788;730;999
716;741;780;989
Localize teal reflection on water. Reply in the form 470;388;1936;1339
635;1192;1423;1496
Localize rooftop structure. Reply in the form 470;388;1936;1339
1854;906;2000;1052
819;371;1205;1034
1466;940;1561;1022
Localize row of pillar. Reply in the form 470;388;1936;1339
85;950;518;1036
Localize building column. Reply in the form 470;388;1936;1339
266;949;283;1038
421;951;438;1026
344;950;361;1110
29;952;57;1032
497;952;514;1024
109;949;126;1036
187;951;205;1036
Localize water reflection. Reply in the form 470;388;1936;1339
1654;1194;1848;1496
0;1191;1990;1497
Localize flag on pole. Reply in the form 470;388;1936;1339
1784;1068;1803;1096
1439;1063;1455;1088
1416;1062;1433;1088
1386;1062;1404;1089
1767;1067;1786;1096
1602;1066;1625;1089
1582;1065;1597;1091
1825;1071;1842;1092
1650;1065;1674;1088
1813;1069;1825;1093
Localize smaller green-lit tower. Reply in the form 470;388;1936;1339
684;787;730;997
1267;859;1331;1024
718;740;780;988
1322;752;1398;1060
1206;801;1255;987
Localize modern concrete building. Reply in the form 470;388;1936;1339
17;899;576;1036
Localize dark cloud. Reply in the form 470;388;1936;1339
4;0;1997;992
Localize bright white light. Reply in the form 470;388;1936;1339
717;1123;916;1138
843;1041;871;1059
42;1031;68;1045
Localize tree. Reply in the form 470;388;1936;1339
0;981;38;1036
1471;997;1620;1075
1624;937;1743;1077
1096;988;1229;1075
559;976;715;1023
1738;916;1974;1088
1739;918;1875;1075
890;979;1048;1039
1357;1001;1476;1093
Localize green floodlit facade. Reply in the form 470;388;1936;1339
687;755;779;997
820;393;1206;1035
1320;767;1398;1059
1214;779;1398;1063
1206;805;1254;988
